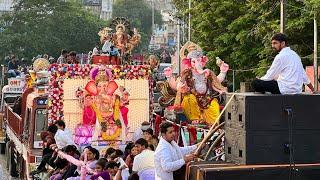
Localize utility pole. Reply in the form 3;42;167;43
314;13;318;91
152;0;155;35
177;20;181;75
280;0;286;33
188;0;191;41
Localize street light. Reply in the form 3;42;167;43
152;0;155;35
314;13;318;91
188;0;191;41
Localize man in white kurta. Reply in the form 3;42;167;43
252;33;314;94
154;122;198;180
54;120;75;149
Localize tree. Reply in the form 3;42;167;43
173;0;315;90
112;0;163;52
0;0;107;64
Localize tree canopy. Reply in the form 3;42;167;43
173;0;316;89
112;0;163;52
0;0;107;64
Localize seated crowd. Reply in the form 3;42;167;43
30;121;159;180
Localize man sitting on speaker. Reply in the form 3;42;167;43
252;33;314;94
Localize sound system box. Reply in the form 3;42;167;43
224;93;320;165
188;162;320;180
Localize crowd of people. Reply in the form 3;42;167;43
5;49;82;79
29;119;199;180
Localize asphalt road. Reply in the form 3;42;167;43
0;154;19;180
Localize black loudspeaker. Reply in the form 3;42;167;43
189;162;320;180
225;93;320;165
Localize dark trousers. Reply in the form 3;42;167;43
37;148;55;170
251;79;281;94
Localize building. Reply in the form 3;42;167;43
161;11;176;47
83;0;113;20
144;0;174;12
145;0;177;49
100;0;113;20
0;0;13;15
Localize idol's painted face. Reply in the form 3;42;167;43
97;81;108;94
84;95;94;106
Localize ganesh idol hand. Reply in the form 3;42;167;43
177;80;189;93
219;61;229;73
204;69;211;77
218;89;227;95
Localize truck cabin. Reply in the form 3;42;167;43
24;92;48;150
1;77;26;112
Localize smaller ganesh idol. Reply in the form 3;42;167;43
74;67;129;146
163;41;229;125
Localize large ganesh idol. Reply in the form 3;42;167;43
74;67;129;146
163;41;229;125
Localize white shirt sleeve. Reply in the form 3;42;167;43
158;147;185;172
179;145;197;156
132;156;140;172
302;71;311;85
261;56;283;81
63;129;75;146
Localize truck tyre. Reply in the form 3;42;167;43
8;144;18;177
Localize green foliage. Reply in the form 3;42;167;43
112;0;163;52
0;0;107;64
173;0;316;90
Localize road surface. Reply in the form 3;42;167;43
0;154;19;180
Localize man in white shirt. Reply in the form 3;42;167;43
154;122;198;180
54;120;75;149
57;49;68;64
132;138;155;174
252;33;314;94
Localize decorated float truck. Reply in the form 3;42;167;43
4;63;152;179
4;18;151;179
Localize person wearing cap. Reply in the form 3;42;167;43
132;121;151;142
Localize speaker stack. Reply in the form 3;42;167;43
188;93;320;180
225;93;320;164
